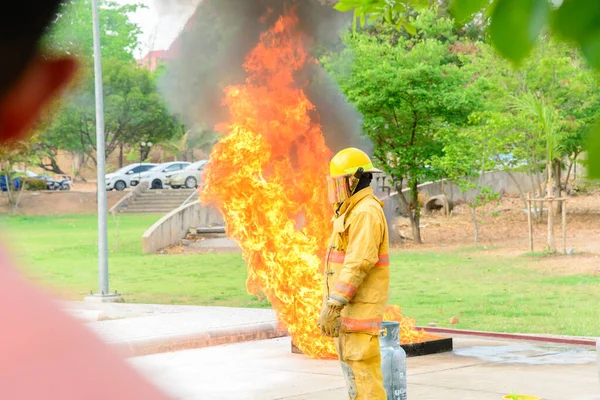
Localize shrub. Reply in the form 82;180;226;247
24;178;47;191
571;179;600;195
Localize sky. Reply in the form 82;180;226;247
115;0;201;58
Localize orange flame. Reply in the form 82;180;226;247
202;9;425;359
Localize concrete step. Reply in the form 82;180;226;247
124;207;175;212
137;195;194;201
135;195;191;200
121;210;169;214
133;200;187;206
125;203;178;209
139;189;195;195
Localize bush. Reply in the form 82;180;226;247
24;178;47;191
571;179;600;195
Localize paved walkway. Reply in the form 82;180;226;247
64;302;284;356
130;336;599;400
64;302;599;399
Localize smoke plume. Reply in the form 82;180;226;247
158;0;371;154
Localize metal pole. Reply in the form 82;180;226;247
92;0;109;295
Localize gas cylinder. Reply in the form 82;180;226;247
380;321;408;400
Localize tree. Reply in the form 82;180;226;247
513;92;566;252
458;36;600;211
42;60;181;169
43;0;143;63
433;124;500;247
39;0;181;174
321;8;480;243
0;137;40;212
333;0;600;178
159;125;218;162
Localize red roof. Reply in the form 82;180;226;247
137;50;168;71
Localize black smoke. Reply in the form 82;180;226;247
158;0;371;154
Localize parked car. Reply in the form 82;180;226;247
165;160;209;189
132;161;191;190
106;163;157;191
0;172;22;192
8;170;71;191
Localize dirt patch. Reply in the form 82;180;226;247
0;190;127;216
390;194;600;264
526;253;600;276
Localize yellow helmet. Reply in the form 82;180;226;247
329;148;382;178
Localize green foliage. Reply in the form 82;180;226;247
321;8;480;242
489;0;550;64
160;126;218;161
588;123;600;177
44;0;143;62
331;0;600;177
40;0;181;170
42;60;181;165
450;0;490;24
334;0;429;34
24;178;48;191
432;121;501;245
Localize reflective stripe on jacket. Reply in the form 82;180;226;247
324;187;390;334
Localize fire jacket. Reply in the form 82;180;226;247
324;187;390;335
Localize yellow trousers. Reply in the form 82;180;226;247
335;332;386;400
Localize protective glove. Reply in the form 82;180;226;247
318;299;344;337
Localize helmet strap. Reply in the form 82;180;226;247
349;167;364;196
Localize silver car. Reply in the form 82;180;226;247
165;160;209;189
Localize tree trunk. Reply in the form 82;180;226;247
410;179;422;244
39;157;66;175
468;205;479;247
564;153;578;195
119;144;124;169
395;179;422;244
14;178;27;211
529;173;542;223
72;152;87;182
3;168;14;209
546;160;555;252
554;159;563;213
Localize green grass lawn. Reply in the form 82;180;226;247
1;214;598;337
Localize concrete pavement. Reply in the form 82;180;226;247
64;302;599;399
130;336;599;400
64;302;285;356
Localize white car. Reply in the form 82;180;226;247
105;163;157;191
164;160;209;189
134;161;191;190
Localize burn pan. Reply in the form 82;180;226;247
292;335;453;357
400;336;453;357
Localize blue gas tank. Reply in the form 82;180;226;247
380;321;407;400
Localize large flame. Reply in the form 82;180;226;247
202;9;425;359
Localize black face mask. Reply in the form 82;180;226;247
353;172;373;194
334;173;373;216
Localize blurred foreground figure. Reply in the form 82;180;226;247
318;148;390;399
0;2;168;399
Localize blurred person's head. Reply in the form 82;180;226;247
0;1;76;143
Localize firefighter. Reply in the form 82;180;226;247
318;147;390;400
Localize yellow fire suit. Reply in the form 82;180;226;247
324;186;390;400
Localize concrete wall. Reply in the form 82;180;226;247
142;200;202;254
142;200;226;254
199;204;225;227
376;171;533;215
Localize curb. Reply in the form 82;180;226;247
110;322;287;357
417;326;598;347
